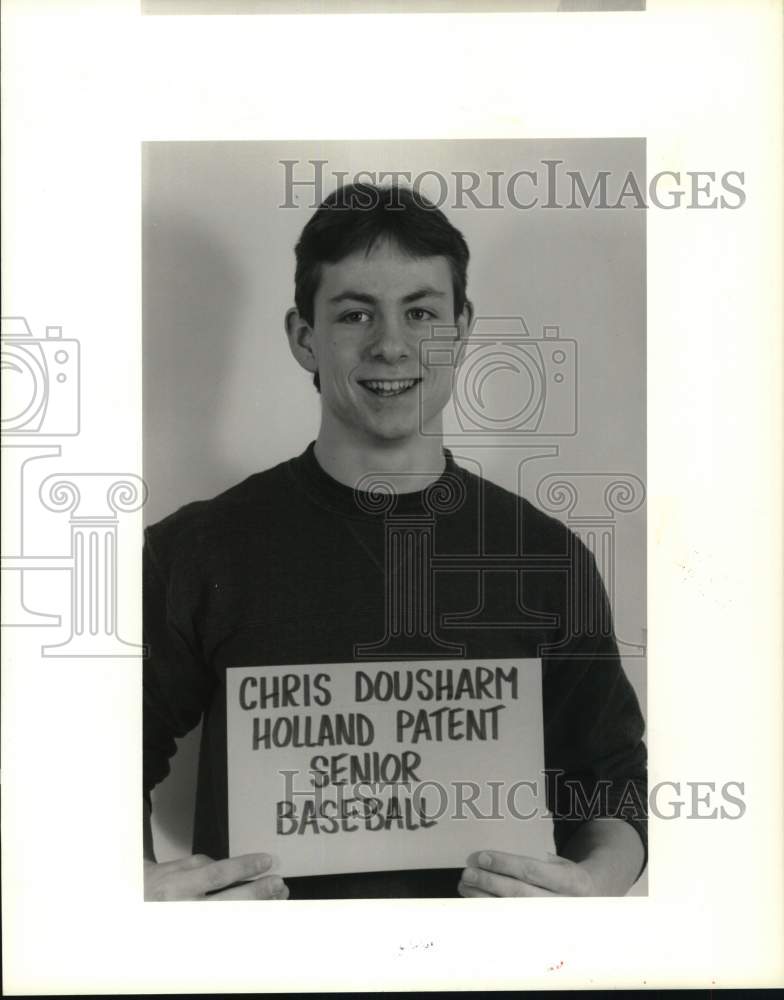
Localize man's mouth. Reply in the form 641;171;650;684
358;378;421;398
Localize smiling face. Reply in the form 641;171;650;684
287;239;470;452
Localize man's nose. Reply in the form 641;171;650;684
369;315;411;364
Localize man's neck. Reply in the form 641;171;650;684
313;431;446;494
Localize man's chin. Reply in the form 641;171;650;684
367;428;418;445
362;419;423;445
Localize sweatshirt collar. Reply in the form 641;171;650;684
286;441;465;520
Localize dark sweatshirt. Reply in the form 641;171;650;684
143;442;647;898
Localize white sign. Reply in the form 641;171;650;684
227;659;554;877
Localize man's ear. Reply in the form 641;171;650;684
454;298;474;366
285;307;318;375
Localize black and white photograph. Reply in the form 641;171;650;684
2;0;781;993
142;140;648;901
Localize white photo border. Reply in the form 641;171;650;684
1;0;782;993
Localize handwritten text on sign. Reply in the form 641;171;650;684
227;659;554;877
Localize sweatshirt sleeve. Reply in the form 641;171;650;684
142;523;217;806
542;537;648;879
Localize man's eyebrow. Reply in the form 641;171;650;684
402;287;447;304
328;290;377;305
327;287;447;305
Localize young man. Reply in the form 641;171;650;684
143;183;647;901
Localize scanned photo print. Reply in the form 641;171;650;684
3;0;782;992
142;138;650;901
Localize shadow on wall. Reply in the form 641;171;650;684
143;210;250;526
151;727;202;859
143;211;247;852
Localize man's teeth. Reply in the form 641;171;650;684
363;379;418;394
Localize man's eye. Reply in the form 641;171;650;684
340;310;371;324
408;307;434;322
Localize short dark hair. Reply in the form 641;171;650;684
293;183;470;391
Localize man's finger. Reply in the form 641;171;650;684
177;854;274;896
461;866;554;897
457;882;494;899
168;853;215;872
470;851;582;893
207;875;288;901
147;853;213;876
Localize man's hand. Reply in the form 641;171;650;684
458;818;646;897
458;850;595;898
144;853;289;901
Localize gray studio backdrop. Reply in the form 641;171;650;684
143;139;647;891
